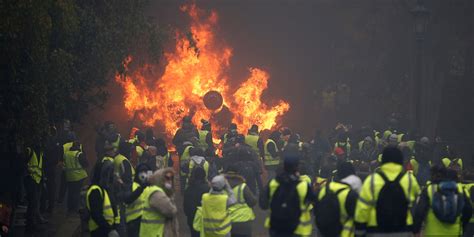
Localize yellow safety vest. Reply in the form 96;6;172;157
113;154;135;179
442;157;463;170
139;185;166;237
64;149;88;182
198;130;210;151
181;145;193;162
125;182;145;223
111;134;121;149
101;156;114;163
423;183;464;236
27;147;43;184
463;183;474;223
201;193;232;236
264;139;279;167
86;185;114;231
317;182;354;237
229;183;255;223
355;163;420;229
265;179;311;236
245;134;260;155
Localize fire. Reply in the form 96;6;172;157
116;3;290;141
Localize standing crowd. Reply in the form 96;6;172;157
2;116;474;237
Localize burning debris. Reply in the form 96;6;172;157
116;3;289;140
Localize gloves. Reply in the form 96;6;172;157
108;229;119;237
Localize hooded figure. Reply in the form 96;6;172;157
145;168;179;237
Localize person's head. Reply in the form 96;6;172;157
99;162;115;190
248;124;258;135
235;134;245;146
446;169;460;182
148;168;175;196
189;147;204;157
337;132;348;143
430;164;447;183
201;119;211;131
145;128;154;141
189;166;207;184
63;119;71;131
104;121;116;133
269;130;281;143
388;134;399;146
182;116;192;125
381;146;404;165
336;162;356;180
118;141;132;158
135;130;145;142
280;127;292;142
283;155;300;174
211;175;227;192
362;136;374;150
226;163;240;174
229;123;237;132
135;163;153;184
288;134;299;144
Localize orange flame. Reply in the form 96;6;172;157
116;4;289;141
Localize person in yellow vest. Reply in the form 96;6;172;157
87;162;119;237
245;124;263;158
413;165;472;237
197;119;214;153
102;141;117;164
264;131;281;181
225;164;257;237
63;140;88;214
187;148;209;183
123;163;152;237
194;174;236;237
180;141;195;192
462;171;474;237
24;146;48;230
184;167;210;237
260;155;316;237
140;167;179;237
354;146;420;237
314;162;359;237
334;133;352;159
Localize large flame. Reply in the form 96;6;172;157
116;4;290;140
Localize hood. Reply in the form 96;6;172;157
148;167;175;189
341;174;362;193
191;155;206;165
224;172;245;188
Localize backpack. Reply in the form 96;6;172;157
449;159;462;175
375;171;409;231
270;179;302;234
431;181;464;224
314;181;349;237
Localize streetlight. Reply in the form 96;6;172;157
411;0;430;132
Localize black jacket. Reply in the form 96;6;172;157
183;181;210;221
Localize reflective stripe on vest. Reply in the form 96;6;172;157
202;193;232;235
64;149;87;182
423;183;463;236
229;183;255;223
102;156;114;163
139;186;166;237
27;148;43;184
264;139;279;166
86;185;114;231
125;182;145;222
